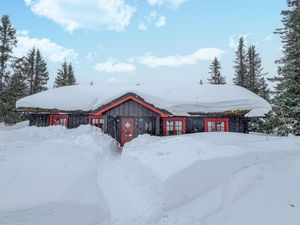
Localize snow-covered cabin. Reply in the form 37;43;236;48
16;84;271;146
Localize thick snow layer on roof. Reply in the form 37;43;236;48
16;84;271;117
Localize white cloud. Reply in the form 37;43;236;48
14;30;78;62
138;48;224;68
138;11;166;31
155;15;166;27
16;29;29;36
24;0;135;32
229;33;252;49
137;23;148;31
108;77;124;83
95;58;136;73
147;0;189;9
263;34;272;42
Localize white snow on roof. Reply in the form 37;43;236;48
16;84;272;117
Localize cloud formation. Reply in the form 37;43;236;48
137;23;148;31
138;48;224;68
138;11;166;31
24;0;135;32
147;0;189;9
95;58;136;73
14;30;78;62
228;33;252;49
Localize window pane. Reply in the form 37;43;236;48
208;122;212;132
211;122;216;131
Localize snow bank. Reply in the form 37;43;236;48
1;125;300;225
16;84;271;117
0;125;112;225
123;133;300;209
0;121;29;130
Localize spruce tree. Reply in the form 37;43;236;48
0;58;27;124
233;37;248;87
246;45;270;99
271;0;300;136
24;48;49;94
24;47;35;95
0;15;17;91
67;63;76;85
54;60;76;88
207;57;226;84
33;49;49;93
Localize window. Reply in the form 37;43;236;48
164;118;186;136
166;121;174;135
50;115;68;127
89;116;104;128
175;121;183;134
205;118;229;132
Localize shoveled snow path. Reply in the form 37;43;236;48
97;155;163;225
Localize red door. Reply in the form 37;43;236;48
121;118;135;146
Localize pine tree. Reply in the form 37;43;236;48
270;0;300;136
33;49;48;93
233;37;248;87
207;57;226;84
67;63;76;85
0;58;27;124
0;15;17;91
246;45;270;99
54;61;76;88
24;47;35;95
24;48;49;94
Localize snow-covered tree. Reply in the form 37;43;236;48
233;37;247;87
0;15;17;91
207;57;226;84
270;0;300;136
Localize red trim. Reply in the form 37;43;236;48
88;115;103;128
93;95;169;117
163;117;186;136
49;114;69;128
204;118;229;132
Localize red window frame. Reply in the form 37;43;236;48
49;114;69;127
204;118;229;132
88;115;104;128
163;117;186;136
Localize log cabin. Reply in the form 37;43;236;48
16;84;271;146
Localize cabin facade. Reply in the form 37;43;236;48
17;84;270;146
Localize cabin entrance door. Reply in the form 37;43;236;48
121;117;135;146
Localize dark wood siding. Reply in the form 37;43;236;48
103;100;160;144
106;116;158;144
68;115;89;128
29;114;50;127
104;100;159;117
229;117;249;133
186;117;205;133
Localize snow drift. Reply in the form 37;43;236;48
0;125;112;225
1;124;300;225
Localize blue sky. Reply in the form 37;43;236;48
1;0;286;86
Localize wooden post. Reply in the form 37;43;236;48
155;116;160;135
103;115;108;133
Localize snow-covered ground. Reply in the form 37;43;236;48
0;124;300;225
